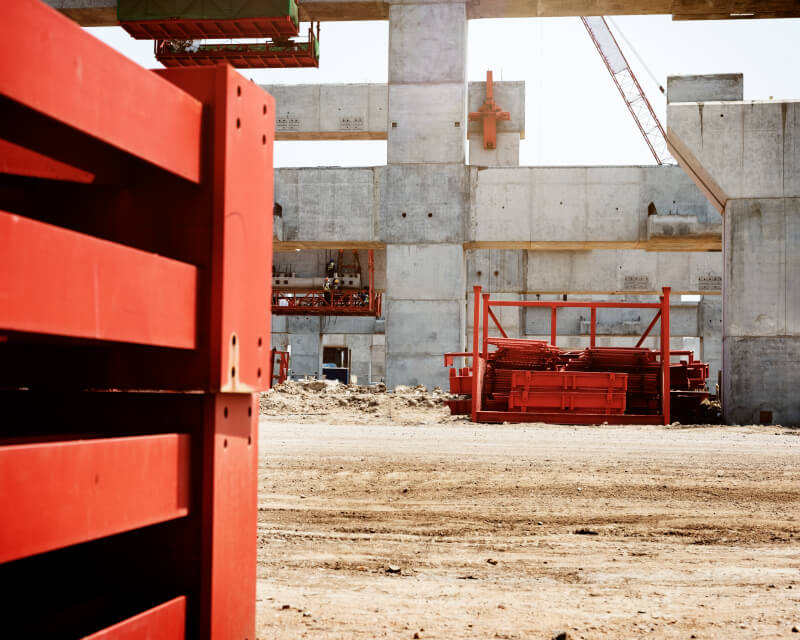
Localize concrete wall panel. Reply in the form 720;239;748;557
385;299;463;354
380;164;468;243
386;244;465;300
667;74;743;103
526;250;722;293
724;199;797;337
723;336;800;425
387;83;466;164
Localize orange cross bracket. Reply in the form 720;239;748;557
468;70;510;150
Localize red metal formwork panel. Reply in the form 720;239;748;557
510;370;628;392
0;212;197;348
0;435;190;564
0;139;95;183
477;411;664;425
82;596;186;640
158;66;274;393
0;0;202;183
508;390;627;413
200;393;259;640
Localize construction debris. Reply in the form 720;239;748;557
259;379;463;425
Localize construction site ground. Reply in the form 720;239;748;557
256;382;800;639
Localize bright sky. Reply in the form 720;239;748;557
87;16;800;168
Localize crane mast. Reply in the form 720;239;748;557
581;16;673;165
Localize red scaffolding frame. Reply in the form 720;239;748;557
453;286;673;425
0;1;273;637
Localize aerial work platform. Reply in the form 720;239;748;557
156;27;319;68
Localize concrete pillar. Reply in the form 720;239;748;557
384;0;469;388
699;296;722;392
668;78;800;424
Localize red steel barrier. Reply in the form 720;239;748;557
0;2;274;637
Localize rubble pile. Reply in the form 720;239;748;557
259;379;463;424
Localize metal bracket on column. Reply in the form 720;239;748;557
468;70;510;150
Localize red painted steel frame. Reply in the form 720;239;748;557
82;596;186;640
0;435;190;564
0;211;197;348
0;4;274;637
0;0;203;182
470;286;673;425
468;70;510;150
156;66;275;392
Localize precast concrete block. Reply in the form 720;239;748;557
523;304;699;337
723;336;800;425
387;83;466;164
647;214;722;240
469;167;531;241
640;165;721;224
667;74;743;104
724;198;799;337
320;316;380;334
287;315;322;334
271;316;288;333
526;250;722;294
380;164;468;243
262;83;389;137
388;2;466;85
385;299;464;354
268;84;320;135
668;100;800;204
275;168;380;242
319;83;386;134
466;249;525;293
700;296;722;388
271;333;290;350
386;353;450;390
468;133;520;167
386;244;465;300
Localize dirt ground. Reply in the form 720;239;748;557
256;383;800;639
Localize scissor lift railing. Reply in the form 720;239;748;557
0;2;274;637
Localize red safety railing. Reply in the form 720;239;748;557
0;2;274;637
272;289;382;316
271;348;290;384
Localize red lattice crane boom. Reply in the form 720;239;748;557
581;16;673;165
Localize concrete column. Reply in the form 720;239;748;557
699;296;722;392
668;77;800;424
384;0;469;388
